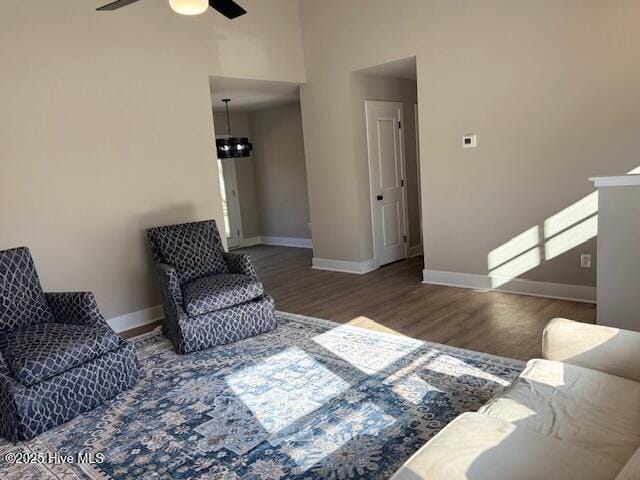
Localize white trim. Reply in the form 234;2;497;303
107;305;164;333
312;257;377;275
216;155;244;248
234;236;313;249
260;236;312;248
240;236;261;247
422;269;596;304
408;244;423;258
590;175;640;187
414;103;423;247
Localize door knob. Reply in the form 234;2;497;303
376;194;384;201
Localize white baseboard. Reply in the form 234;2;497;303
408;245;423;258
312;257;377;275
107;305;164;333
241;236;262;247
260;236;313;248
422;269;596;303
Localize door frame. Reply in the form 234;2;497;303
414;103;423;247
216;136;244;249
365;100;410;268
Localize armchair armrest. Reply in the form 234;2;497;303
155;263;188;352
45;292;108;328
542;318;640;382
0;353;26;443
224;252;258;278
155;263;186;315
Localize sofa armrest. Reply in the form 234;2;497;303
45;292;108;328
391;412;620;480
224;252;258;279
542;318;640;382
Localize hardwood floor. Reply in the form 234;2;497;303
238;245;596;361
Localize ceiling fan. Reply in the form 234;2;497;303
97;0;247;19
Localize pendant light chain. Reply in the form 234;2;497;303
224;98;232;137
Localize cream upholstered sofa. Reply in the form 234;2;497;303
393;318;640;480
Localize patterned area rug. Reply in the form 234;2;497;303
0;312;524;479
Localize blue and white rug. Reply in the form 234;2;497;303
0;312;524;480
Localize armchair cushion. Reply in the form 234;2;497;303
0;247;54;333
0;322;121;387
224;252;258;278
182;274;264;316
148;220;228;285
45;291;106;328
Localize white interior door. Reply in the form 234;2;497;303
217;157;243;249
365;100;408;266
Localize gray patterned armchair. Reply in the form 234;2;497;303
146;220;276;354
0;247;141;442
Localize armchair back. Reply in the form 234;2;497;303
0;247;54;333
146;220;229;285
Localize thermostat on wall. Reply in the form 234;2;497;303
462;134;477;148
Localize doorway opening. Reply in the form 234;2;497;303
354;57;422;268
209;76;313;256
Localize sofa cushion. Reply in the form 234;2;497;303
151;221;229;284
0;247;54;333
543;318;640;383
391;412;621;480
0;322;122;387
478;358;640;466
182;274;264;316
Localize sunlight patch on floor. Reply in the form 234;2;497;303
346;316;406;337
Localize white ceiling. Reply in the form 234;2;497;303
356;56;417;80
210;76;301;112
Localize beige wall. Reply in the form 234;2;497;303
350;73;420;257
299;0;640;286
0;0;305;321
249;103;311;239
212;111;261;238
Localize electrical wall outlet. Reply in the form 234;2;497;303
580;254;592;269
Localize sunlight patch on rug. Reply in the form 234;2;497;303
226;346;350;434
311;324;422;375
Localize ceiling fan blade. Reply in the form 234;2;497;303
96;0;141;11
209;0;247;19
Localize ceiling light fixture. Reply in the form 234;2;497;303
169;0;208;15
216;99;252;158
